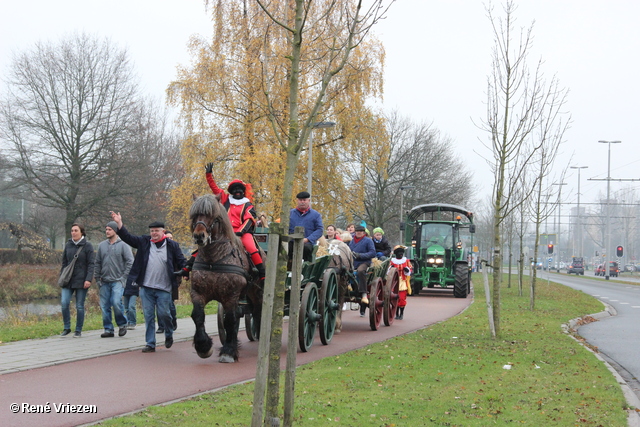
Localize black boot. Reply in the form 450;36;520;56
256;263;266;281
398;307;404;320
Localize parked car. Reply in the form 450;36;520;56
624;264;636;272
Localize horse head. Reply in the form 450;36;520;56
189;194;234;247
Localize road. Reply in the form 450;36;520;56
538;270;640;398
1;288;470;427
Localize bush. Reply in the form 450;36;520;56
0;249;62;265
0;264;61;303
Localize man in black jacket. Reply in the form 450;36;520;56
110;212;186;353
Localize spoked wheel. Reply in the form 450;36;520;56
319;268;339;345
368;277;384;331
217;303;240;345
244;312;259;341
383;267;400;326
298;282;320;352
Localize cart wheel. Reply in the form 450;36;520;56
384;267;400;326
319;268;339;345
217;303;240;345
245;312;260;341
299;282;320;352
368;278;384;331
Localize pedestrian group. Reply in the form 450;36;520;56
58;163;411;351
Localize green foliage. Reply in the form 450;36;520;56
98;274;629;426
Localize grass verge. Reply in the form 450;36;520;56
95;273;630;426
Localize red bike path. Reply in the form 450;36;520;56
1;289;471;427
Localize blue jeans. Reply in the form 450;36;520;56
157;300;177;330
139;286;173;348
123;295;137;327
99;282;127;332
61;287;88;332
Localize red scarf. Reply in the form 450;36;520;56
151;235;167;244
353;236;364;244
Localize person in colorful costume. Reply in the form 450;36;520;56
204;162;265;280
390;245;412;319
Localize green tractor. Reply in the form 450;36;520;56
403;204;475;298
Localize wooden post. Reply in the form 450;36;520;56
283;227;304;427
252;224;282;426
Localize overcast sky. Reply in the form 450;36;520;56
1;0;639;219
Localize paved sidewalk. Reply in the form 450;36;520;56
0;314;220;374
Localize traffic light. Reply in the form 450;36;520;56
547;244;554;254
617;246;624;257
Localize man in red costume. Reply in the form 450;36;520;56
205;162;265;280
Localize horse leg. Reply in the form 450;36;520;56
219;304;239;363
191;300;213;358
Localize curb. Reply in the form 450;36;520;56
563;302;640;427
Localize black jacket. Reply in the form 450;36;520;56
373;236;392;258
117;225;186;292
60;238;95;289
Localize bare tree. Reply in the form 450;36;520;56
0;33;177;233
252;1;391;425
346;111;474;241
478;2;569;336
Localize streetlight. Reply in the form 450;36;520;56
552;182;567;270
399;185;415;244
598;140;621;280
307;121;336;195
570;165;588;258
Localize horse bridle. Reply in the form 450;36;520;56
193;216;228;245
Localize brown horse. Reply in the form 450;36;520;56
189;194;263;363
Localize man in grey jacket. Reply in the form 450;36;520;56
95;221;134;338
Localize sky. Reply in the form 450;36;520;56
1;0;639;221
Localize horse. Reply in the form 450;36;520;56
317;237;354;333
189;194;263;363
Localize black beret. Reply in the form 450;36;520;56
296;191;311;199
354;225;366;232
148;221;165;228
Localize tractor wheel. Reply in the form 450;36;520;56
453;263;469;298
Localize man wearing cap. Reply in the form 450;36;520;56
349;225;376;309
94;221;134;338
289;191;324;261
109;211;186;353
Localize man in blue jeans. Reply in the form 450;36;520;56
110;212;186;353
95;221;133;338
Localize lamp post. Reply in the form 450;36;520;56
399;185;415;244
307;121;336;195
570;166;588;258
598;140;621;280
552;182;567;270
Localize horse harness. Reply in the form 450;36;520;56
192;246;251;280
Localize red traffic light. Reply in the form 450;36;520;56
617;246;624;257
547;244;554;254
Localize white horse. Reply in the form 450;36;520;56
317;237;354;333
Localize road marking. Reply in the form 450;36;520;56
610;300;619;302
620;302;629;305
633;306;640;308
